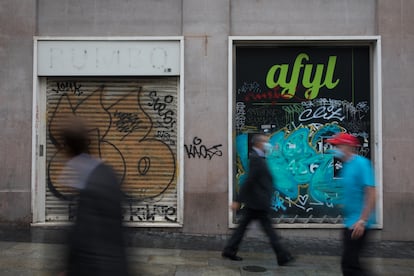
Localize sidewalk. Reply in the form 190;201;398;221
0;241;414;275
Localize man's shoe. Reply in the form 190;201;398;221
277;254;294;266
222;252;243;261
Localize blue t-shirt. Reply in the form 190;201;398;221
340;154;376;228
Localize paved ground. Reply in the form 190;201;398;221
0;241;414;275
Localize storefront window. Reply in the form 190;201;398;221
231;42;373;224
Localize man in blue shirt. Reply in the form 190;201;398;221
327;133;376;276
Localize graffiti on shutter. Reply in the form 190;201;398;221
45;77;180;224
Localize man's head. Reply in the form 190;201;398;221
326;133;360;160
60;116;90;157
251;134;269;152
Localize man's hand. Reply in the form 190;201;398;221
351;186;375;239
351;220;366;239
231;202;240;211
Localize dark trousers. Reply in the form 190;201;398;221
341;228;370;276
224;208;288;259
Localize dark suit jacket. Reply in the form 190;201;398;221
67;162;128;276
238;150;275;211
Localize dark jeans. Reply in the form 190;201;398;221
223;208;289;259
342;228;370;276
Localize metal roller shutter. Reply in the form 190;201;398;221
45;77;180;225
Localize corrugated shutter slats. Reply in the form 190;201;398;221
45;77;179;224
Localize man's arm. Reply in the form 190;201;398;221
232;155;261;210
351;186;376;239
360;186;376;222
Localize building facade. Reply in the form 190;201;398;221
1;0;413;241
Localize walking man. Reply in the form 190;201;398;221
327;133;376;276
59;118;129;276
222;134;293;266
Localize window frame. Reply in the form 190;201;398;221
227;36;383;229
32;37;185;227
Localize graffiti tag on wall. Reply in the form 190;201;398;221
184;137;223;160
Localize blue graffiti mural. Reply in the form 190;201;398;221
236;124;344;214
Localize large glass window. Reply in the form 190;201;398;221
230;42;377;225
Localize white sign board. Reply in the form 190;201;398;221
37;40;181;76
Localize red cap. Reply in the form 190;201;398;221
326;133;360;147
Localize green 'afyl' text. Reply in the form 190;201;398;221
266;53;340;99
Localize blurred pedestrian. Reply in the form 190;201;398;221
222;134;294;266
327;133;376;276
59;117;129;276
